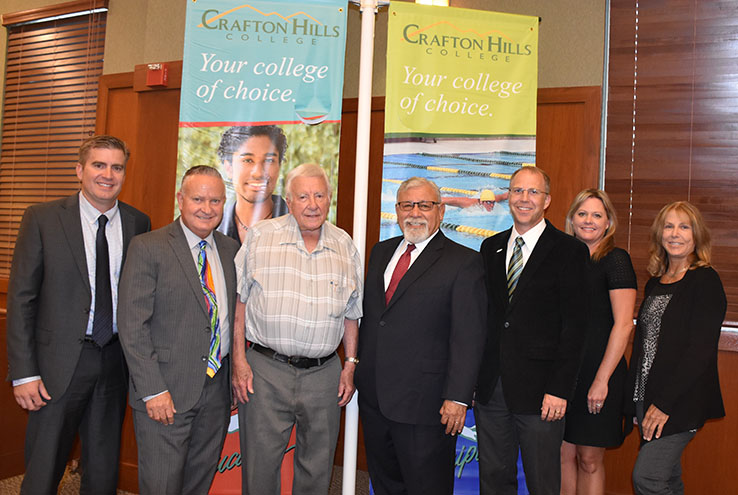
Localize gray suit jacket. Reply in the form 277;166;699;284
6;194;151;398
118;220;239;413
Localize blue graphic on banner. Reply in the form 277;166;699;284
369;409;529;494
180;0;348;126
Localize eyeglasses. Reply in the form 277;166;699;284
509;187;548;197
396;201;440;212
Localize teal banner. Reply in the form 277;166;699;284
180;0;348;126
177;1;349;229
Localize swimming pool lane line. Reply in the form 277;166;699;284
382;178;481;198
380;212;498;239
383;161;514;179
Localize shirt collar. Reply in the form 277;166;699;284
79;191;119;224
512;218;546;247
280;214;336;253
179;217;216;250
400;228;439;253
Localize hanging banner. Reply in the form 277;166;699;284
382;2;538;253
380;4;538;495
176;2;348;494
177;0;349;241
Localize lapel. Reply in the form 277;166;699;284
167;221;209;317
384;231;445;312
214;232;236;311
374;237;402;310
58;194;91;293
119;203;136;269
508;220;556;310
492;229;512;308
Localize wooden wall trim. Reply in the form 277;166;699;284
2;0;108;26
96;72;134;135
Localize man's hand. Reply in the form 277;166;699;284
440;400;467;435
232;355;254;404
13;379;51;411
337;362;356;406
146;392;176;425
541;393;567;422
641;404;669;441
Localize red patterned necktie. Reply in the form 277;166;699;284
385;243;415;304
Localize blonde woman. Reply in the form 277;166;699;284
626;201;726;495
561;189;636;495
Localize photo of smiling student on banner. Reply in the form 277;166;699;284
216;125;290;243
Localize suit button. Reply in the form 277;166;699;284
504;322;510;328
201;356;207;362
84;308;90;314
205;327;211;333
379;321;386;327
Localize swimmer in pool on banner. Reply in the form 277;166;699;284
443;189;510;212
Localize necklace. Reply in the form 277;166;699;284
665;265;689;278
234;213;248;231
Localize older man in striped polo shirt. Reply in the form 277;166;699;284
231;163;362;495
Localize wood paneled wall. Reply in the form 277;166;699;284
606;0;738;324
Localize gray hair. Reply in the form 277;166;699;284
396;177;442;202
284;163;331;199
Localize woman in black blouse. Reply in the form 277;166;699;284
561;189;637;495
627;201;726;495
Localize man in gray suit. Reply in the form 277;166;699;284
7;135;151;494
118;166;239;494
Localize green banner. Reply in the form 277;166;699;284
386;3;538;138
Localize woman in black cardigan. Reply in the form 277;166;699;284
627;201;726;495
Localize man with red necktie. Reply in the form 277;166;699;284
355;176;487;495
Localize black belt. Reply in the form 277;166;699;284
251;343;335;369
82;334;119;348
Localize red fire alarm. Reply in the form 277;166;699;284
146;63;169;87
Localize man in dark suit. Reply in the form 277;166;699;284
6;135;151;494
118;166;239;494
474;166;589;495
355;177;487;495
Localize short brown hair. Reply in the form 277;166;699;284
180;165;223;188
78;135;130;165
647;201;712;276
509;166;550;194
565;189;619;261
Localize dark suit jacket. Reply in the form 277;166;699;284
626;267;726;437
476;220;589;414
6;194;151;398
355;231;487;426
118;220;239;413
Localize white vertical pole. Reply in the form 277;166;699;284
343;1;384;493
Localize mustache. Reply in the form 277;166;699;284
403;218;428;228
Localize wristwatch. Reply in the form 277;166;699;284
345;356;360;364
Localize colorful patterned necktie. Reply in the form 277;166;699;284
385;243;415;304
507;236;525;300
197;240;221;377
